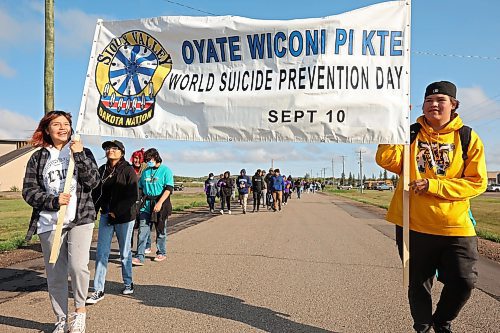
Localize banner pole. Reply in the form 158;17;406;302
402;0;412;289
49;134;80;264
75;19;102;133
402;144;410;288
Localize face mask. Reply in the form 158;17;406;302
147;161;155;168
209;176;214;179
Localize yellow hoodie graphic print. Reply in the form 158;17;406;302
376;115;487;236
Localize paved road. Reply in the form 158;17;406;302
0;192;498;332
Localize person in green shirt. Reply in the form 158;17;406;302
132;148;174;265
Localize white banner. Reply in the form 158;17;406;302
76;1;410;143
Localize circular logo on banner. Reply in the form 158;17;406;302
95;30;172;128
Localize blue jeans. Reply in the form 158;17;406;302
207;195;216;210
94;214;134;291
135;211;167;262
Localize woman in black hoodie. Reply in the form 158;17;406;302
86;140;139;305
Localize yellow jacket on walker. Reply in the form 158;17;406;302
376;114;487;236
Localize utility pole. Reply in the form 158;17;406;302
271;159;274;169
331;157;335;185
357;150;365;193
45;0;55;113
341;155;346;185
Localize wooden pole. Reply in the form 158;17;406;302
402;144;410;288
49;135;80;264
44;0;54;114
402;0;412;289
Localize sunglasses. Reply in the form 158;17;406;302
105;147;121;152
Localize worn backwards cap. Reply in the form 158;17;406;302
102;140;125;154
425;81;456;99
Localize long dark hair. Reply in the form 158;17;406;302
31;111;73;147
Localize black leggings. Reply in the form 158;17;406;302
220;195;231;211
253;192;262;210
395;226;478;332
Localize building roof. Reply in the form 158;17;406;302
0;145;36;167
487;171;500;178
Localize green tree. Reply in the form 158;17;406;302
383;169;388;180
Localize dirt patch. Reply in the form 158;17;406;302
478;238;500;263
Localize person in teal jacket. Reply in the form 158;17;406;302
132;148;174;266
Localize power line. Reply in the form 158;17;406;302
413;51;500;61
160;0;217;16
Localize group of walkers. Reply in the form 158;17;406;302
204;168;305;214
22;111;174;332
19;81;488;333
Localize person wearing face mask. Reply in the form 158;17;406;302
204;172;218;213
129;148;151;254
376;81;487;333
86;140;138;305
132;148;174;266
22;111;99;333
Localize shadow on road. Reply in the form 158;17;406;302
0;315;52;332
0;268;47;294
107;281;339;333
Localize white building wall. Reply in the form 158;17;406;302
0;150;37;192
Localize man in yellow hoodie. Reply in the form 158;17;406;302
376;81;487;333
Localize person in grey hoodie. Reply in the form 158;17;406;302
204;172;218;213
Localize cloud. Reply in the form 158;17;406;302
0;8;23;42
457;87;500;123
171;143;309;164
0;109;38;140
0;60;16;78
55;8;101;54
0;2;100;55
0;3;42;44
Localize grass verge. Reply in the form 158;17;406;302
0;192;208;251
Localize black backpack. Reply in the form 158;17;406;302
409;123;472;161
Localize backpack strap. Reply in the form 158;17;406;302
459;125;472;161
409;122;422;145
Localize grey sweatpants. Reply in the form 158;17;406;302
39;223;94;321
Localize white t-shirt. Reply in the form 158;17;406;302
37;145;78;235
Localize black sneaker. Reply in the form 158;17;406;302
122;283;134;295
85;290;104;304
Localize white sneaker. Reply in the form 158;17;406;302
228;210;232;215
85;290;104;305
220;210;224;215
68;312;86;333
52;318;67;333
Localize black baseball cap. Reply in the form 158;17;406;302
102;140;125;154
425;81;457;99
